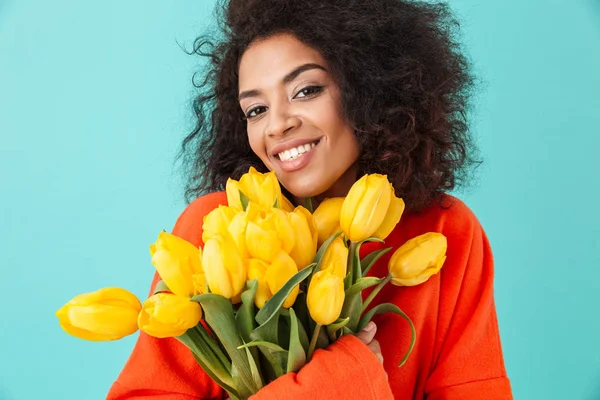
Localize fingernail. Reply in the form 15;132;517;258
364;322;375;331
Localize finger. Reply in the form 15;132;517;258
355;321;377;344
368;340;383;363
369;339;381;354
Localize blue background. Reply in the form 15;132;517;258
1;1;599;399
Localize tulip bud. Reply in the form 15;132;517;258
265;251;300;308
340;174;393;242
388;232;447;286
150;231;206;297
247;258;272;309
288;206;318;269
138;293;202;338
245;203;295;262
320;236;348;278
307;268;345;325
372;189;405;240
227;211;250;260
56;287;141;341
226;167;285;210
313;197;345;247
202;205;238;244
202;234;247;299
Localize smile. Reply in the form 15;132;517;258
277;140;319;161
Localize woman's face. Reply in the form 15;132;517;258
238;33;360;201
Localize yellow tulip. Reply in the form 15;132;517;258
202;205;238;244
288;206;318;269
320;236;348;278
138;293;202;338
388;232;447;286
150;231;206;297
226;167;284;210
372;189;405;240
245;203;295;262
340;174;393;242
265;251;299;308
56;287;141;341
313;197;345;246
247;258;272;308
227;211;250;260
307;268;345;325
281;195;295;212
202;234;247;299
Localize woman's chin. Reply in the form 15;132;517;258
281;181;328;202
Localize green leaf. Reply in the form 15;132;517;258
238;340;287;353
340;326;354;337
239;339;288;379
273;197;280;209
340;277;382;332
239;191;251;211
177;328;238;397
251;309;286;380
358;303;416;367
339;294;362;332
195;325;232;374
190;293;259;394
244;345;264;390
235;280;261;388
314;231;344;271
152;280;170;295
303;197;314;213
286;308;307;373
231;363;253;399
345;277;382;300
291;292;311;345
326;317;350;342
255;266;313;325
349;237;385;285
236;280;258;345
361;247;392;276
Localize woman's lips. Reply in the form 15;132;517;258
273;139;320;173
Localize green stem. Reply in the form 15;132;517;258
196;325;232;373
307;323;322;362
361;274;391;313
346;242;358;284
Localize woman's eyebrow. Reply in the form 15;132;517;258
238;63;326;101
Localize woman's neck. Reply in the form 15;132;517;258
291;163;359;210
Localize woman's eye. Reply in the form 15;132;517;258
245;106;267;119
294;85;324;99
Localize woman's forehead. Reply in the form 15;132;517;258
238;34;328;90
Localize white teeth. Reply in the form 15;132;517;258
278;141;318;161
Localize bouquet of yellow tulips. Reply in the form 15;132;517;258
56;167;447;400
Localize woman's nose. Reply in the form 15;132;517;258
264;104;301;137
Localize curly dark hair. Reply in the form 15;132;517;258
179;0;480;212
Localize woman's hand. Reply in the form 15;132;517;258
356;321;386;371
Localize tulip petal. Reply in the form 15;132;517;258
307;268;345;325
246;221;281;262
138;293;202;338
372;193;405;240
288;207;317;270
265;252;300;308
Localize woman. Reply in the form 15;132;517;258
108;0;513;398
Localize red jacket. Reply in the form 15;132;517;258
107;192;512;399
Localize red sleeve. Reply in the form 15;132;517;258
250;335;393;400
424;202;512;399
107;192;228;400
